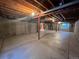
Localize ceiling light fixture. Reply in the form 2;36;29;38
31;12;35;16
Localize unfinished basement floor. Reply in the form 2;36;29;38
0;31;79;59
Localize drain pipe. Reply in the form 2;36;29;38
44;0;79;14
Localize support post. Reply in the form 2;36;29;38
38;16;40;40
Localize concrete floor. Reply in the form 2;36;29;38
0;31;79;59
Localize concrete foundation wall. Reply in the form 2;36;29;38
16;22;27;35
74;20;79;38
0;22;37;38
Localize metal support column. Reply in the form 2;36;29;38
38;16;40;40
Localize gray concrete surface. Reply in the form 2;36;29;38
0;31;79;59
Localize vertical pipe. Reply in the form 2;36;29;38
38;16;40;40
